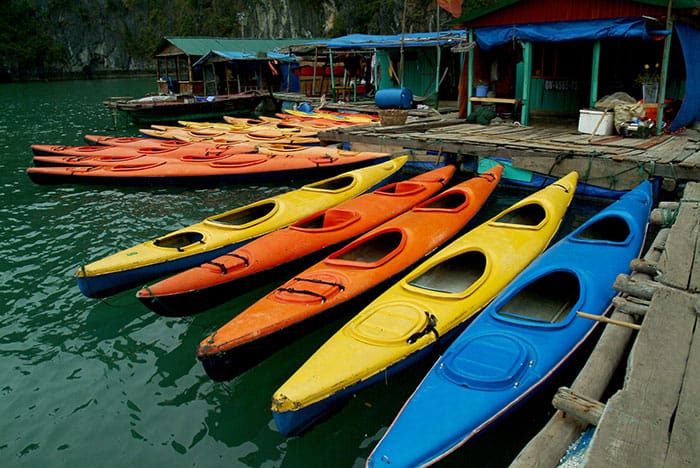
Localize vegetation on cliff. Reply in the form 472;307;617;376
0;0;482;81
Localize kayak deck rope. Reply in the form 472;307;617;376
276;287;327;302
223;253;249;266
291;276;345;290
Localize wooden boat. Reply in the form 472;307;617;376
73;157;407;298
270;172;578;437
139;125;319;145
136;165;457;316
198;166;503;382
105;90;264;125
26;149;392;185
367;180;652;468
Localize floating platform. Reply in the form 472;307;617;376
318;117;700;192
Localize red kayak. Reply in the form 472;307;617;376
83;134;256;153
136;165;457;316
197;164;503;381
31;142;255;160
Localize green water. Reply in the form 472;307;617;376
0;78;602;467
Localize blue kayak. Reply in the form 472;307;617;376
367;180;652;468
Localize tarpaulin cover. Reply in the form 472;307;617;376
668;22;700;132
306;31;466;50
475;17;653;51
193;50;298;68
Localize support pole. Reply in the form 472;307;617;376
467;29;475;117
657;1;674;135
521;41;532;125
589;41;601;108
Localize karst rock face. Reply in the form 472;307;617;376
4;0;442;79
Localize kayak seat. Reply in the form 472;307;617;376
153;231;205;251
492;203;546;226
416;191;468;212
292;209;360;232
375;181;426;196
209;201;278;227
306;175;356;192
328;230;405;267
496;271;580;324
408;251;487;295
574;215;631;243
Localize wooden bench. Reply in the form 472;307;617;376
470;96;522;120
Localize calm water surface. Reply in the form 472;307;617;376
0;78;603;467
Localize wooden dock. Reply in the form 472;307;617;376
511;182;700;467
319;118;700;192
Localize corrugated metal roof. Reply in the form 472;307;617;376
157;37;315;57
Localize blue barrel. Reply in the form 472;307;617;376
375;88;413;109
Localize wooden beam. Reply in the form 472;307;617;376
576;311;642;330
552;387;605;426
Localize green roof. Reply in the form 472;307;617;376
158;37;317;57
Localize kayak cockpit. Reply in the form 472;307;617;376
414;191;469;212
326;229;405;267
495;271;580;324
206;201;279;228
153;231;205;251
491;203;546;227
290;209;360;232
304;175;356;193
407;251;487;296
573;215;631;244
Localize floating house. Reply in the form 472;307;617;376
447;0;699;130
153;36;305;96
281;30;467;107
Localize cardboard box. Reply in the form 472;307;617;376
578;109;614;136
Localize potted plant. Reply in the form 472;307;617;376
635;63;660;103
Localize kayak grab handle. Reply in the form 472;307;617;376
406;312;439;344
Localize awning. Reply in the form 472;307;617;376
289;30;467;51
193;50;299;68
668;22;700;132
475;17;656;51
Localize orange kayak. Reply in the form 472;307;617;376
26;151;392;186
197;165;503;380
31;142;257;166
136;165;457;316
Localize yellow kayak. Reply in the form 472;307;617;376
75;156;406;298
271;171;578;436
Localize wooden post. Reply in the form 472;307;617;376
552;387;605;426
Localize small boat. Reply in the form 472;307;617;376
270;172;578;437
73;157;407;298
366;179;651;467
198;166;503;382
136;165;457;316
26;149;393;186
104;90;264;125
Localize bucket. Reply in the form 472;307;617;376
475;85;489;97
375;88;413;109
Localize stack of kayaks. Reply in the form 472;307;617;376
196;165;504;381
74;157;407;298
366;179;651;467
136;165;457;316
139;124;320;145
270;172;579;437
26;139;393;186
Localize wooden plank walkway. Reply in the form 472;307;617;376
511;182;700;467
319;118;700;191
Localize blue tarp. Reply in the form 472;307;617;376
475;17;654;51
304;30;466;50
668;22;700;132
193;50;298;68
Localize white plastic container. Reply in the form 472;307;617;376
578;109;614;136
